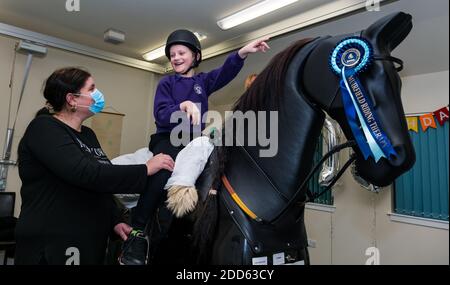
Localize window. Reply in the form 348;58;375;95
394;122;449;221
308;135;334;205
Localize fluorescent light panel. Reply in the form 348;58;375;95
217;0;299;30
143;32;207;61
143;45;165;61
193;31;207;41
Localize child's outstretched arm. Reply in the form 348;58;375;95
202;38;271;95
238;37;270;59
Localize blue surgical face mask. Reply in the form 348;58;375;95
89;89;105;114
77;89;105;114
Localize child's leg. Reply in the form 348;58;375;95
131;170;172;230
119;134;182;265
131;134;182;230
120;133;190;265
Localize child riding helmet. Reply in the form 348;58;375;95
165;29;202;71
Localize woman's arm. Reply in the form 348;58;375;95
24;117;148;194
110;197;132;241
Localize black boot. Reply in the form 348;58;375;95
119;229;149;265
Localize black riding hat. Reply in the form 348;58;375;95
165;29;202;67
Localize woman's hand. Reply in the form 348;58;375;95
238;37;270;59
146;153;175;176
114;223;132;241
180;100;201;125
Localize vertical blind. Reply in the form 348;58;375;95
309;135;334;205
395;122;449;221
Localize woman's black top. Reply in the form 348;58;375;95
15;115;147;264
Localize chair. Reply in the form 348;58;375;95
0;192;16;265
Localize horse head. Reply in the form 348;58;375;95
303;12;415;186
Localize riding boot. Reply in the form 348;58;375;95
118;229;149;265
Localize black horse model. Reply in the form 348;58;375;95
148;12;416;265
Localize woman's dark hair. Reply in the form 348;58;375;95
40;67;91;114
35;107;52;117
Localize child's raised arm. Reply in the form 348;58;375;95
238;37;271;59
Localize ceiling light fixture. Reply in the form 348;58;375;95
217;0;299;30
143;45;166;61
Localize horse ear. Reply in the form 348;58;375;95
363;12;413;52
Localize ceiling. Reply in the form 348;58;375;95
196;0;449;105
0;0;334;64
0;0;448;78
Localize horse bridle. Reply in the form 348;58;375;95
374;55;404;72
222;38;405;224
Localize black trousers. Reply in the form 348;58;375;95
131;132;195;229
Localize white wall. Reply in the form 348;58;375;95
0;34;160;217
401;71;449;114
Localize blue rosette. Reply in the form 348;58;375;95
329;37;397;162
329;37;373;76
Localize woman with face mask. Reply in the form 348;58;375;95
14;67;174;265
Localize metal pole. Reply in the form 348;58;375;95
1;53;33;191
0;128;15;190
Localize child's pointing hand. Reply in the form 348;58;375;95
238;37;271;59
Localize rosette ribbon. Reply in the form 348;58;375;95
330;37;397;162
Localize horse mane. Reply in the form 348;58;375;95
216;37;316;191
233;38;314;112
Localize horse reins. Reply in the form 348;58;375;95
221;140;357;224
